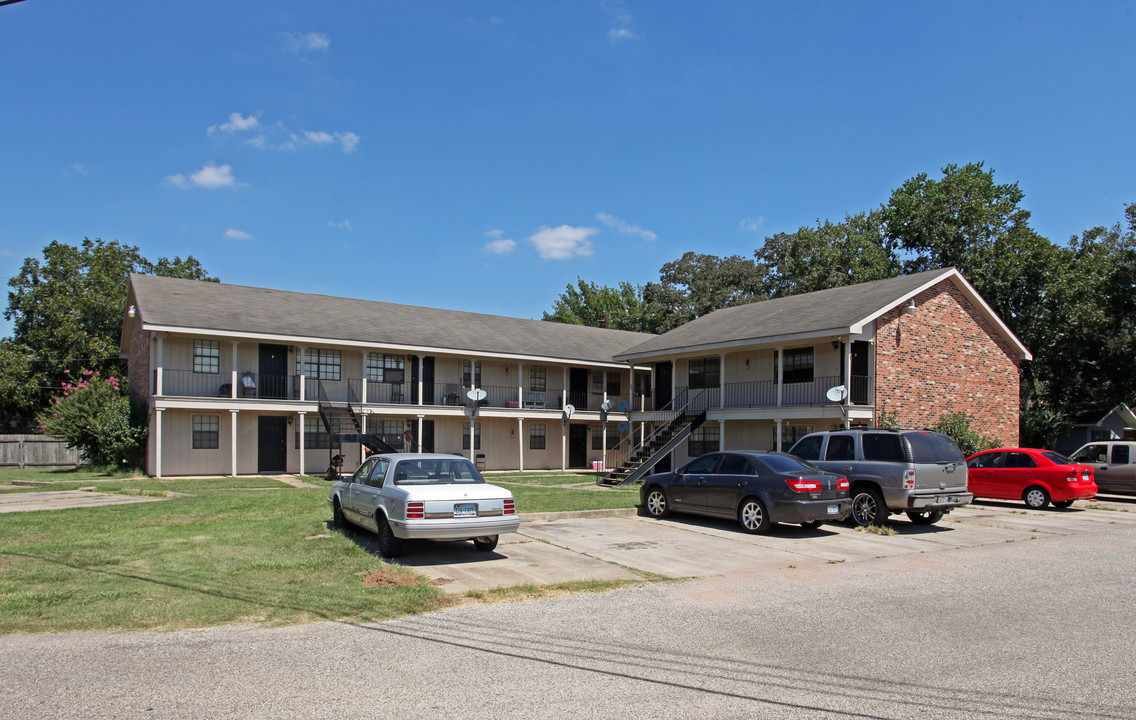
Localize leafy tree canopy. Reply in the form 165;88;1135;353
1;238;215;428
542;278;648;332
756;209;900;298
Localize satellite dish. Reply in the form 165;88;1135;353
600;400;613;412
467;388;487;402
617;421;629;433
563;404;575;419
826;385;848;402
616;400;630;413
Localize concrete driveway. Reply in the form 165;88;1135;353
389;496;1136;593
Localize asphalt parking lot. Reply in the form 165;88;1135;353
391;496;1136;593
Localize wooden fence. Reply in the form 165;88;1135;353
0;435;82;469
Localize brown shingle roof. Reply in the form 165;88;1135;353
616;268;969;359
129;274;654;365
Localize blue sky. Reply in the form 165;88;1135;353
1;1;1133;338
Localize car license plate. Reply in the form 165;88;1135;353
827;504;839;515
938;496;951;504
454;503;477;518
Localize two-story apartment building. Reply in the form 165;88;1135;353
122;274;654;477
122;267;1029;479
609;267;1031;475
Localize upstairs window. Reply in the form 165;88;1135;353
303;349;341;381
529;365;547;392
366;353;405;384
463;360;481;387
193;340;220;374
688;357;719;390
777;347;814;384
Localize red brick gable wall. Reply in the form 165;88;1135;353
874;281;1021;445
127;319;150;401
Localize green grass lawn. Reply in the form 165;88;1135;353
0;468;639;635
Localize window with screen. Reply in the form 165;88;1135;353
529;423;546;450
303;348;341;381
688;423;720;457
192;415;219;449
776;347;814;384
193;340;220;374
688;357;720;390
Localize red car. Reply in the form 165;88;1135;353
965;448;1097;509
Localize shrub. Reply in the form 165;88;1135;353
37;370;148;469
930;411;1001;457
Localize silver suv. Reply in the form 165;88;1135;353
788;428;972;526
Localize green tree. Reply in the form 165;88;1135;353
36;369;147;468
756;209;899;298
1040;204;1136;410
2;238;216;427
640;252;766;333
542;278;649;331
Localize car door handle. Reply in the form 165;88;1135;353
843;466;853;472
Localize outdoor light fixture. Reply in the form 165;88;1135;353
127;305;136;318
902;299;917;314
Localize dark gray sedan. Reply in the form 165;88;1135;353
639;451;851;533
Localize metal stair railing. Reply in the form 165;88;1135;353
597;388;708;486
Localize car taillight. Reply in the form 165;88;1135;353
503;499;515;515
786;478;821;493
406;501;425;519
837;478;849;491
903;469;916;490
1066;471;1079;483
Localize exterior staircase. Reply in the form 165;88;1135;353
316;380;396;454
597;389;707;486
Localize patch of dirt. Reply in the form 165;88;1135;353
305;533;331;540
429;577;454;586
610;540;659;550
360;568;422;588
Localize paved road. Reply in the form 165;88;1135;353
3;501;1135;719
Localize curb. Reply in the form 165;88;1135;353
519;507;640;523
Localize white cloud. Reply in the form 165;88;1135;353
328;220;353;231
208;112;259;136
166;162;238;190
225;228;252;240
596;211;657;241
528;225;597;260
69;163;89;175
302;130;359;153
607;12;639;43
484;229;515;254
739;216;766;232
284;32;330;54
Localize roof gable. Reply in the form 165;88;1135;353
615;268;1031;361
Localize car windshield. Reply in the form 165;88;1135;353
903;432;964;463
392;458;484;485
760;454;820;474
1041;451;1074;465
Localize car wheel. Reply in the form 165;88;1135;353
332;498;349;530
738;497;771;534
1023;486;1050;510
377;517;404;558
473;535;499;552
1053;500;1074;509
800;519;824;530
644;486;671;518
850;487;887;527
906;510;944;525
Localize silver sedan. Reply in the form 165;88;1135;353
328;453;520;557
